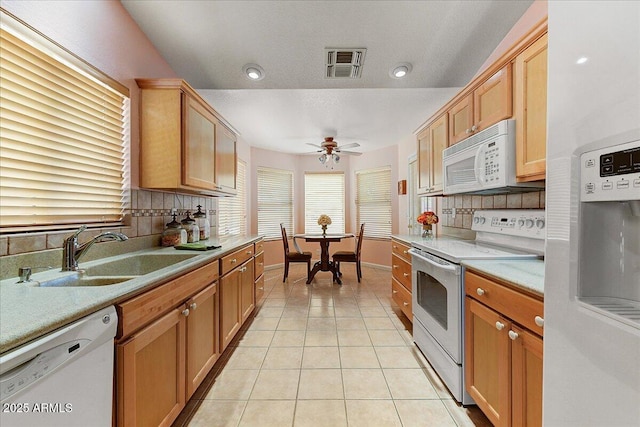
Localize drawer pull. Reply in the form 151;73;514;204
258;287;264;290
393;245;398;249
476;288;486;296
393;265;399;269
189;303;197;311
181;308;190;317
403;273;409;278
495;321;505;331
258;262;264;266
534;316;544;328
231;258;237;264
508;330;519;341
240;267;247;273
403;302;409;306
247;250;252;255
403;250;408;255
392;290;398;294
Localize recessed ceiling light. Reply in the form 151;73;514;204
390;63;412;79
576;57;588;65
242;63;265;80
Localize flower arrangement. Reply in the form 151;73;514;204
318;214;331;235
417;211;438;239
417;211;439;226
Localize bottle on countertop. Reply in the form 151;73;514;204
181;211;200;243
193;204;210;241
161;214;188;247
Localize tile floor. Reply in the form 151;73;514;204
172;264;491;427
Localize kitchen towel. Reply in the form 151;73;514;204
174;242;222;251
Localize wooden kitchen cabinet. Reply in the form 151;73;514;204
115;261;219;427
136;78;237;196
417;114;448;195
391;238;412;321
117;307;186;427
186;283;219;398
219;243;255;350
465;270;543;427
514;33;548;182
449;65;512;145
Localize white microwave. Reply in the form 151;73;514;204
442;120;544;195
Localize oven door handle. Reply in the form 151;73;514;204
408;248;459;273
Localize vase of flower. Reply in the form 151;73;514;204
417;211;438;240
318;214;331;236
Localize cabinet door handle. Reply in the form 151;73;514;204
240;266;247;273
471;125;477;132
476;288;486;296
247;251;252;255
392;290;398;294
495;321;505;331
403;302;409;306
258;287;264;290
534;316;544;328
181;308;190;317
393;265;399;269
466;128;471;134
231;258;237;264
190;303;197;311
403;273;409;278
403;250;408;255
508;330;519;341
258;262;264;266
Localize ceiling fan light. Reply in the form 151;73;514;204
242;63;265;81
333;153;340;163
389;63;412;79
319;154;327;164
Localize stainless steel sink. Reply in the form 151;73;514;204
37;274;139;287
82;253;199;276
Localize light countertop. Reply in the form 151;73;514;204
0;235;262;354
461;259;545;297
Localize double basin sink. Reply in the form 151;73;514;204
33;253;200;287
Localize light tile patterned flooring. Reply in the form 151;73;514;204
173;264;491;427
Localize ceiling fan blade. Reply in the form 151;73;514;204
338;150;362;156
338;142;360;149
306;142;323;148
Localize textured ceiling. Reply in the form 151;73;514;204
122;0;534;153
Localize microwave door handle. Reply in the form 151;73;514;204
474;145;485;184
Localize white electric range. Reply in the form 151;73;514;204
409;209;545;405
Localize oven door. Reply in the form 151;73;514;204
409;248;462;362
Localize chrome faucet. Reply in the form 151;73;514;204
62;225;128;271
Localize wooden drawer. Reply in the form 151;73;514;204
254;251;264;280
392;278;412;322
255;274;265;304
391;239;411;263
220;244;254;276
116;261;218;339
254;239;264;255
391;254;412;291
465;270;544;336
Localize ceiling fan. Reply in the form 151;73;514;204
306;137;362;157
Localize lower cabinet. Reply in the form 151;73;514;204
115;262;219;427
465;270;543;427
391;238;413;322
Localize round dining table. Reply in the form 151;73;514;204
292;233;354;284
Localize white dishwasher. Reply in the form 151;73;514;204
0;305;117;427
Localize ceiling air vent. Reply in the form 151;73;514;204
325;48;366;79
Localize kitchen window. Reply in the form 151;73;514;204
304;172;345;234
218;160;246;236
355;166;392;239
0;11;129;232
257;167;293;239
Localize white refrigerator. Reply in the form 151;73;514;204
545;2;640;426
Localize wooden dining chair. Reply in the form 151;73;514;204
332;223;365;282
280;223;312;282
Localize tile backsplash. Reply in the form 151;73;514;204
440;190;545;230
0;189;218;258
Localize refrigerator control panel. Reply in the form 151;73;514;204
581;140;640;202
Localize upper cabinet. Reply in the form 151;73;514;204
418;114;448;195
514;33;548;182
136;79;237;196
449;65;512;145
417;19;548;189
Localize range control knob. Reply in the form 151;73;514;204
536;219;545;229
474;216;485;225
517;219;525;228
474;216;480;224
525;219;535;228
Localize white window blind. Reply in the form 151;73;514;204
355;166;392;239
218;160;246;236
257;167;293;239
304;172;345;234
0;13;129;231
